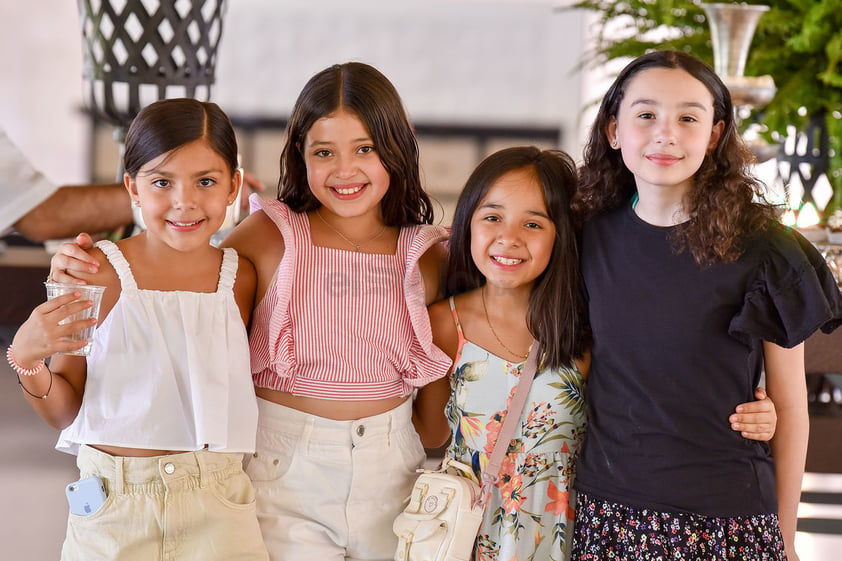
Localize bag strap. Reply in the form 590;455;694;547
477;340;539;508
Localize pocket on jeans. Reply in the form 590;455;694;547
211;469;258;510
395;427;426;472
244;431;296;484
66;491;118;523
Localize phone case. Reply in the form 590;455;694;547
66;476;107;516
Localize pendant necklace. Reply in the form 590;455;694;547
481;285;529;361
315;210;387;253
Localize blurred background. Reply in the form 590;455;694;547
0;0;599;225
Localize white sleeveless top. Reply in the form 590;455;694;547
56;240;258;455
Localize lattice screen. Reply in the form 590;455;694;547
78;0;225;130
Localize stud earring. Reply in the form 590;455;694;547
611;140;619;149
131;199;140;208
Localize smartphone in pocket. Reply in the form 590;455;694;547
66;476;107;516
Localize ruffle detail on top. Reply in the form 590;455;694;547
400;223;452;390
730;225;842;348
250;196;297;381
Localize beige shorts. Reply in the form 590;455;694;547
245;397;426;561
61;445;269;561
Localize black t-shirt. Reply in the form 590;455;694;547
575;204;842;517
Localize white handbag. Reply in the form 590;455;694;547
393;342;539;561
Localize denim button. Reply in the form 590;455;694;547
356;425;365;437
163;462;176;474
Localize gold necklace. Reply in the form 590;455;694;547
315;210;387;252
481;285;529;360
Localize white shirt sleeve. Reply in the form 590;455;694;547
0;128;58;236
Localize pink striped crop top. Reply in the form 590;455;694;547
249;198;452;400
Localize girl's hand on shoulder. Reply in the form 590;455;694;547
49;233;100;284
729;387;777;441
12;292;97;363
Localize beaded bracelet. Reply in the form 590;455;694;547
6;346;45;376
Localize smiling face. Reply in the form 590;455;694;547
301;107;391;223
607;66;724;199
127;139;240;252
469;167;556;292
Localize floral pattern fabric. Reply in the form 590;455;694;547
571;492;786;561
445;328;587;561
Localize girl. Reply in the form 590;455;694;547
228;62;452;560
7;99;269;560
571;51;842;561
416;146;590;561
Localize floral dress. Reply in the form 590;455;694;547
444;298;588;561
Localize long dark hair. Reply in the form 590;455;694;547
278;62;434;226
444;146;588;370
572;50;776;265
123;98;238;176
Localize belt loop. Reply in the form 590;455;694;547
301;415;315;455
197;452;208;489
114;456;125;495
387;408;394;447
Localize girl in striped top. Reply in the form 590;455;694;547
217;62;453;559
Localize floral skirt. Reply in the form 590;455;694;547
571;492;786;561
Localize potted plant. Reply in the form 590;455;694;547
567;0;842;215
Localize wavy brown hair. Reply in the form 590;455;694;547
277;62;434;226
572;50;776;266
443;146;589;370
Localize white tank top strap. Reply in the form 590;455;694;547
94;240;137;290
217;247;239;293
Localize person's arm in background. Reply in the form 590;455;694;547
764;340;809;561
9;166;263;244
1;128;132;243
14;183;131;242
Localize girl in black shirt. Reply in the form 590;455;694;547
571;50;842;561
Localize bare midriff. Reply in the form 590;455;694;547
91;444;203;457
255;387;408;420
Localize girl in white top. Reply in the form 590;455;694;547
7;98;268;561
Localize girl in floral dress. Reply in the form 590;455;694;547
415;147;590;561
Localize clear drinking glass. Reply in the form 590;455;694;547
44;282;107;356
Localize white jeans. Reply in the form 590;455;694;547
245;397;425;561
